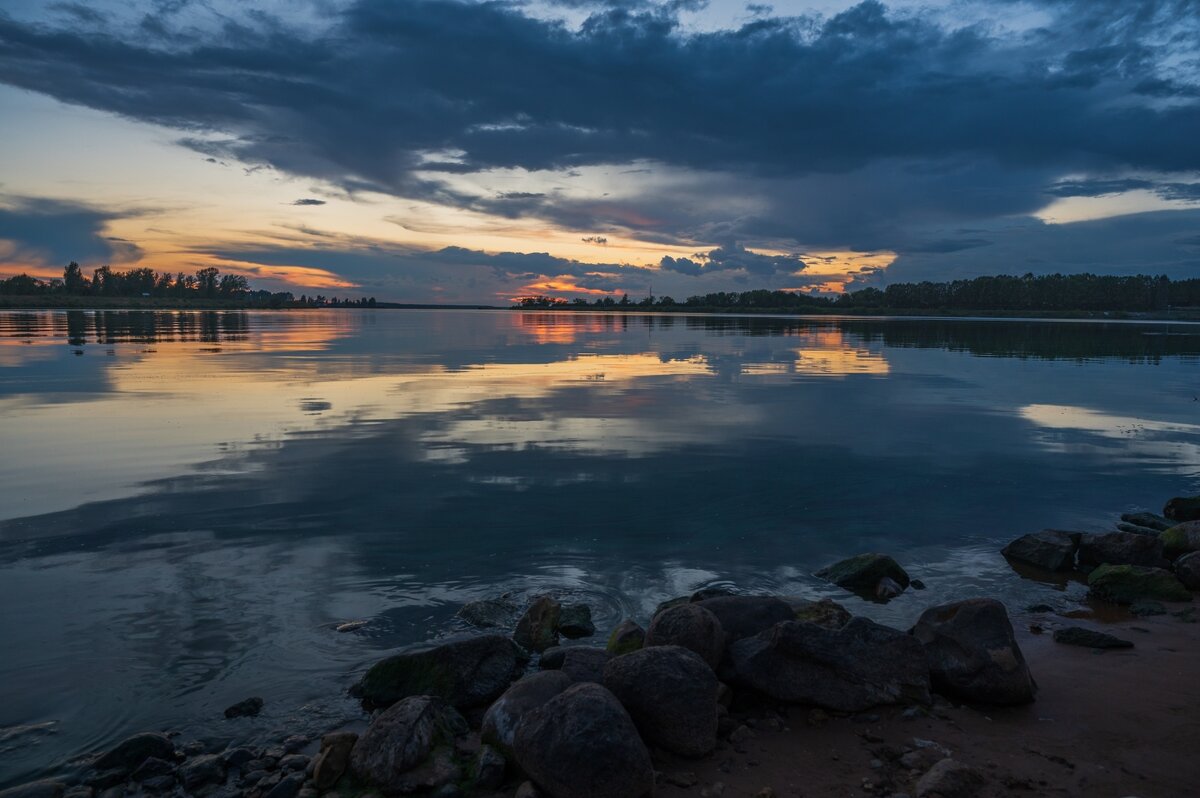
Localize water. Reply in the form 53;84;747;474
1;309;1198;785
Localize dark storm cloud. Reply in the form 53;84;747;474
1046;178;1200;201
291;198;327;206
0;196;143;267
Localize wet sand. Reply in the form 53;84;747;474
653;606;1200;798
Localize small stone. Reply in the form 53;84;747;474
664;772;699;788
140;775;175;793
222;747;257;768
224;697;264;719
876;577;904;600
336;620;369;633
729;725;755;745
910;579;927;590
1052;627;1134;649
179;754;225;790
514;781;539;798
265;774;304;798
282;735;308;753
278;754;309;772
914;759;984;798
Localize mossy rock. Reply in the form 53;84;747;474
1087;564;1191;604
816;553;911;592
606;619;645;656
355;634;521;709
1160;521;1200;559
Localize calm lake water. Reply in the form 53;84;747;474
1;309;1199;785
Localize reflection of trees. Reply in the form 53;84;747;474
68;310;252;345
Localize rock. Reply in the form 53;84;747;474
875;577;904;600
81;771;123;791
1130;600;1167;616
349;695;468;794
266;774;304;798
911;579;927;590
179;754;226;791
556;604;595;639
481;671;574;757
910;598;1036;706
1087;564;1191;604
61;789;91;798
695;596;794;646
1000;530;1079;572
645;603;726;668
514;781;540;798
538;646;567;669
1052;627;1134;649
816;553;911;594
473;745;506;791
1164;495;1200;522
784;597;852;629
355;634;523;709
224;696;264;719
222;747;257;768
514;597;562;653
1116;522;1162;536
1077;531;1168;570
512;683;653;798
559;647;611;683
336;620;369;633
914;759;984;798
731;618;931;711
311;732;357;792
141;775;176;793
1161;521;1200;559
93;732;177;774
1121;511;1173;532
457;596;520;629
1175;551;1200;590
603;645;719;757
131;757;174;781
605;619;646;656
0;781;67;798
279;754;308;772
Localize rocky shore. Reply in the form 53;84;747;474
6;495;1200;798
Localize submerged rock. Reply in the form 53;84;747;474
93;733;177;774
1077;531;1168;570
481;671;573;757
605;620;646;656
1175;551;1200;590
645;603;726;669
556;604;595;639
1164;495;1200;522
816;553;911;595
355;634;523;709
1087;564;1191;604
1053;627;1134;649
1161;521;1200;559
559;647;611;684
911;598;1036;706
695;596;794;646
784;597;852;629
1000;530;1079;572
223;696;264;719
603;645;719;758
514;596;562;653
512;683;654;798
1121;511;1173;532
731;618;931;711
457;596;520;629
349;696;467;794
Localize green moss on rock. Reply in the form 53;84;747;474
1087;564;1191;604
816;553;911;592
1160;521;1200;559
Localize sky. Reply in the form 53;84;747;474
0;0;1198;303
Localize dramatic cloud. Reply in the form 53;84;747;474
0;196;142;273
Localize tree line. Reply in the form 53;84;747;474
515;273;1200;313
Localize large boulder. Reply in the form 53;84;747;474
1161;521;1200;559
602;646;719;758
1087;564;1191;604
311;731;358;792
1076;531;1168;570
355;634;523;709
1121;512;1173;532
1176;551;1200;590
481;671;573;757
910;599;1036;706
730;618;931;711
512;683;654;798
786;597;853;628
605;620;645;656
93;733;177;774
645;603;726;668
349;696;468;794
1164;495;1200;522
695;596;794;646
559;647;611;684
816;553;911;597
1000;530;1079;571
514;596;562;653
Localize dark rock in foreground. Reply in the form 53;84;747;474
1161;521;1200;559
0;781;67;798
224;696;264;719
312;731;358;792
911;598;1036;705
645;603;726;668
1001;529;1079;572
603;645;719;757
355;634;523;709
1077;531;1168;570
816;553;911;596
350;695;467;794
513;683;654;798
514;596;562;653
1121;511;1173;532
731;618;931;711
1053;627;1134;649
559;647;610;684
482;671;573;757
93;733;177;774
1087;564;1191;604
695;595;794;646
1175;551;1200;590
605;619;646;656
1164;494;1200;522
